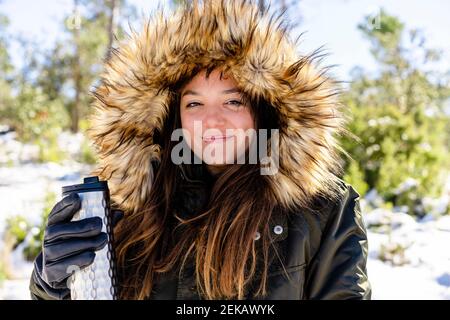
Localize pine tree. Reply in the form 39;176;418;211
341;10;450;216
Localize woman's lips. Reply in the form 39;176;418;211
203;135;233;143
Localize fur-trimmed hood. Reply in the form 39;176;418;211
87;0;348;214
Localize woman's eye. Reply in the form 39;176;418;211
186;102;201;108
227;100;243;106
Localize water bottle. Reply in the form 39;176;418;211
61;176;118;300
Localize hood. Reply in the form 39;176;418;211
87;0;347;214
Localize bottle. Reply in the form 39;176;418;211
61;176;117;300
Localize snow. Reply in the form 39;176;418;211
0;128;94;300
363;184;450;300
0;160;94;299
367;217;450;299
0;129;449;300
0;161;94;300
367;259;450;300
0;131;40;164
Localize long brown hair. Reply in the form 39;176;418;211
114;67;287;300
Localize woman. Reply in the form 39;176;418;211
29;0;371;300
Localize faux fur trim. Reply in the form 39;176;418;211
87;0;347;214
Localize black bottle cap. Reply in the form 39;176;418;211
84;176;99;183
62;176;109;196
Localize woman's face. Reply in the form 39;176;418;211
179;69;255;167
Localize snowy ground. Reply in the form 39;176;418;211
0;162;94;300
0;129;449;300
366;216;450;299
0;128;94;299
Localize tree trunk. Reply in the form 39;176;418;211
105;0;118;62
71;0;81;133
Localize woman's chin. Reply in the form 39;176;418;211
201;154;236;165
202;157;229;166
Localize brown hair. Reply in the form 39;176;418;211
114;67;286;300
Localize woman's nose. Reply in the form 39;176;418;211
203;105;225;127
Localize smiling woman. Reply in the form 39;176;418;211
179;68;256;172
29;0;371;300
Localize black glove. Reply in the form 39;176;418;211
29;193;124;300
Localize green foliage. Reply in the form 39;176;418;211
36;134;69;164
343;160;369;196
0;13;14;127
358;9;405;65
0;13;13;76
4;84;70;163
2;190;55;263
78;137;98;164
0;261;6;286
5;215;30;250
1;0;137;145
77;119;98;164
342;10;450;216
22;191;56;262
57;0;137;132
13;86;69;141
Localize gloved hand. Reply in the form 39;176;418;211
30;193;124;300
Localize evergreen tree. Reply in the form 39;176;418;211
342;10;450;216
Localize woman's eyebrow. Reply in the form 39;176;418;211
182;89;199;97
221;88;240;94
182;88;241;96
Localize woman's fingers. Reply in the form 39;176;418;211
44;233;108;263
44;217;103;244
44;251;97;285
47;193;82;226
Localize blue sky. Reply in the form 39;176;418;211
1;0;449;81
